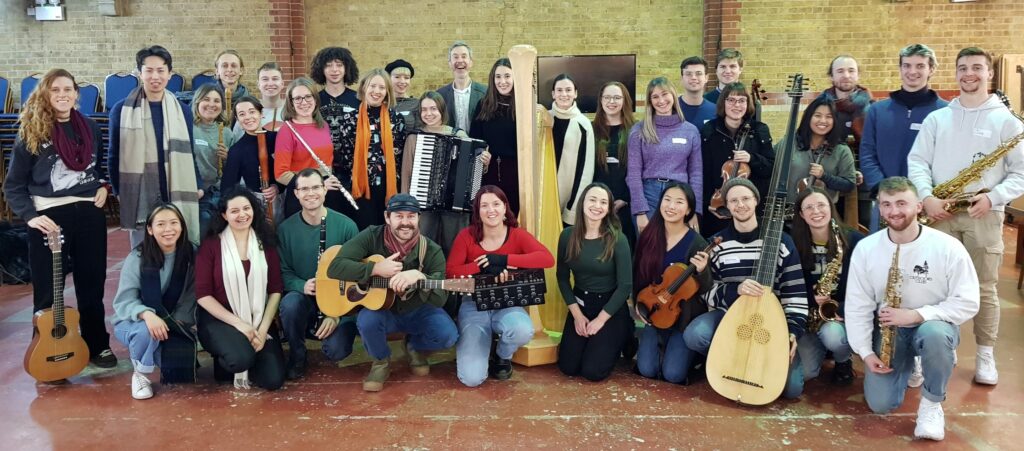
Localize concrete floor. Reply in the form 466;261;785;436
0;227;1020;450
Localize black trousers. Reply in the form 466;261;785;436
557;289;633;382
27;201;110;357
197;308;286;390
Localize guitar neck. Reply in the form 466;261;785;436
367;277;451;291
51;250;65;327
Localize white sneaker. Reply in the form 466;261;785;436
975;350;998;385
914;398;945;441
907;356;924;388
131;371;153;400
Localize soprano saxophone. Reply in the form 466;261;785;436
927;91;1024;218
878;244;902;367
808;219;843;333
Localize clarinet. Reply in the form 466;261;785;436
311;216;327;331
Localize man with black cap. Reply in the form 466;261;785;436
386;59;419;130
327;192;458;392
684;177;809;399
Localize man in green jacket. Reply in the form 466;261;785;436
327;193;458;391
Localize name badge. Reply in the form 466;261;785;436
195;139;209;147
703;119;711;124
672;138;687;144
607;157;620;164
845;121;853;128
721;257;740;265
399;111;410;116
575;296;586;307
910;123;922;131
974;128;992;139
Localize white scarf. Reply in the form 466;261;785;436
219;227;268;388
550;102;595;225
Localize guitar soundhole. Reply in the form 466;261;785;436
735;314;770;344
51;324;68;340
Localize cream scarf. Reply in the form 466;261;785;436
219;227;268;388
550;102;595;225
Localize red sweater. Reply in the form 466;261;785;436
446;227;555;277
196;236;284;312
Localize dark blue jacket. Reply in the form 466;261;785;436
860;91;947;191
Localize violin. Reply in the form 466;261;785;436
708;123;752;219
637;237;722;329
797;148;828;192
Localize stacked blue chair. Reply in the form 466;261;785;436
0;76;11;113
20;74;41;108
167;72;185;93
104;72;138;111
191;70;216;90
77;83;102;113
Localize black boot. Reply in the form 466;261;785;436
831;360;855;386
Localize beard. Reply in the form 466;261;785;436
885;214;916;232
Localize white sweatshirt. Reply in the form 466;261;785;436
907;93;1024;210
845;225;980;359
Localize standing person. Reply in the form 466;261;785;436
846;176;980;441
437;41;487;133
861;44;947;231
273;77;344;219
334;69;408;228
191;84;237;237
817;55;873;225
212;50;250;116
689;178;807;399
221;96;279;217
704;48;744;105
678;56;717;127
790;188;863;386
592;81;637;248
277;169;359;380
699;82;774;237
109;45;201;246
400;91;489;254
632;183;711;384
908;47;1024;387
327;193;459;392
549;74;596;226
3;68;117;369
256;62;286;131
781;97;856;205
626;77;703;235
386;59;419;130
556;183;633;381
195;188;286;390
112;204;197;399
447;186;555;386
310;47;360;109
470;58;519;215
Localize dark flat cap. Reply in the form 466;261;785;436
387;193;421;212
384;59;415;78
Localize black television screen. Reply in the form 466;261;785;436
537;54;637;114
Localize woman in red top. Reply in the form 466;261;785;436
196;187;285;390
447;185;555;386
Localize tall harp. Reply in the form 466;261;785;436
508;44;565;366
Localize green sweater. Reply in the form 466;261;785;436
326;225;447;314
277;208;359;294
556;227;633;315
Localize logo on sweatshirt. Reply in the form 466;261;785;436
909;260;932;284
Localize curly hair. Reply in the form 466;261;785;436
205;186;277;249
18;69;79;154
309;47;359;86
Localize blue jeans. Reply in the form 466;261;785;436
355;304;458;361
279;291;358;362
198;187;221;239
864;320;959;413
797;321;853;380
114;319;161;373
637;326;694;383
456;299;534;387
685;310;805;399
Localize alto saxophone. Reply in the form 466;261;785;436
808;220;843;333
926;91;1024;219
878;244;902;367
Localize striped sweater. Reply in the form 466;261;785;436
703;225;809;338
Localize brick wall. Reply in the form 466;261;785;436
304;0;704;105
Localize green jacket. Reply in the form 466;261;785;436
326;225;447;314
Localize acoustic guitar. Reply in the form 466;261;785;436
315;245;475;317
706;74;806;406
24;229;89;382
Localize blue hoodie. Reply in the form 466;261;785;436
860;90;947;190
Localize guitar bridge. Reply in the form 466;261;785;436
722;374;764;389
46;352;75;362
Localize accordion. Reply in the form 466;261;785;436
472;269;547;311
408;132;488;212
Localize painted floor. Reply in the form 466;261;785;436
0;226;1020;450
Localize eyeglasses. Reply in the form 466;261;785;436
727;196;756;206
291;94;315;105
801;202;830;213
295;185;325;194
601;95;624;102
725;97;748;105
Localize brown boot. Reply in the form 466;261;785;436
363;359;390;392
405;339;430;377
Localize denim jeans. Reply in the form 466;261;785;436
685;310;805;399
797;321;853;380
864;320;959;413
636;326;693;383
279;292;358;363
456;299;534;387
355;304;458;361
114;319;161;373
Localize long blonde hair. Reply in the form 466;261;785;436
640;77;685;144
18;69;79;154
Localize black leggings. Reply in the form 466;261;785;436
197;309;286;390
27;201;110;357
557;289;633;381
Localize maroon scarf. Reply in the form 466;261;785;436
383;226;419;260
51;109;94;171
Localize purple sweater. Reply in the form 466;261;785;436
626;115;703;215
